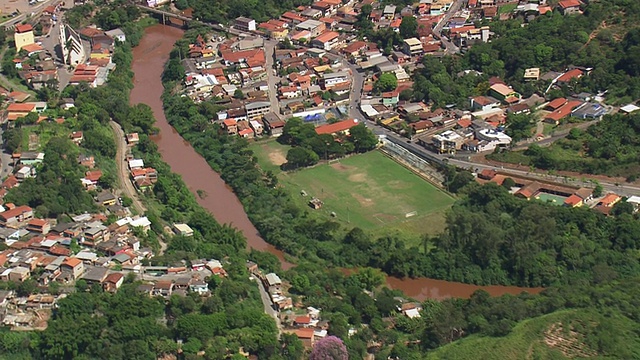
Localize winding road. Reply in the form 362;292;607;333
111;121;169;254
109;121;147;214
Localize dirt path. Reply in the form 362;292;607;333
110;121;167;254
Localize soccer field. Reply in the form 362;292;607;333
277;151;455;237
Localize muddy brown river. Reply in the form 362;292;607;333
130;24;542;300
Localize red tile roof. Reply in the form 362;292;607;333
599;193;621;207
63;257;82;268
539;5;552;14
294;328;315;339
557;69;583;82
314;31;339;43
0;205;32;220
104;272;124;284
546;97;567;110
294;315;311;324
2;176;18;189
564;194;583;206
85;170;102;182
49;245;71;256
15;24;33;33
27;218;47;227
545;100;582;122
7;103;36;112
558;0;581;9
342;40;367;55
21;43;44;53
450;25;476;35
282;11;305;22
315;119;359;135
457;119;472;128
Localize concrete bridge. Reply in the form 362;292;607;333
135;5;243;35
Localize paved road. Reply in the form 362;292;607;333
346;61;364;120
252;276;282;337
432;0;465;54
264;39;280;116
0;0;59;29
0;126;14;179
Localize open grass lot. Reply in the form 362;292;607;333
275;150;455;240
249;138;290;174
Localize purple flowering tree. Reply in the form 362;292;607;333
309;336;348;360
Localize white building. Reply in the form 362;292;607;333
105;28;126;43
475;128;512;152
59;24;86;67
245;101;271;119
321;71;350;89
235;17;256;32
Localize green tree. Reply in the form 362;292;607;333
399;16;418;39
285;147;319;169
374;73;398;93
348;123;378;153
233;89;245;99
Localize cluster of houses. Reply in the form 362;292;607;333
11;3;123;91
476;168;639;215
0;202;154;328
136;258;229;298
116;132;159;191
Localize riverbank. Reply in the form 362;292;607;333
129;24;293;268
143;24;545;300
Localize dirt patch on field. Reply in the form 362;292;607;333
348;173;368;182
352;193;374;207
268;150;287;166
331;163;353;171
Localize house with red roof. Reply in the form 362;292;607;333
595;193;622;215
103;273;124;292
294;315;311;327
341;41;368;57
544;100;582;124
222;118;238;135
220;49;265;67
293;328;315;348
0;205;33;227
564;194;583;207
279;85;301;99
310;31;341;50
69;64;100;87
5;102;37;122
61;257;84;280
70;131;84;144
558;0;581;15
382;90;399;106
281;11;306;25
26;218;51;234
14;24;34;51
557;68;584;83
545;97;567;111
315;119;360;136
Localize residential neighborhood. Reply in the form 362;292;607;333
0;0;639;358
